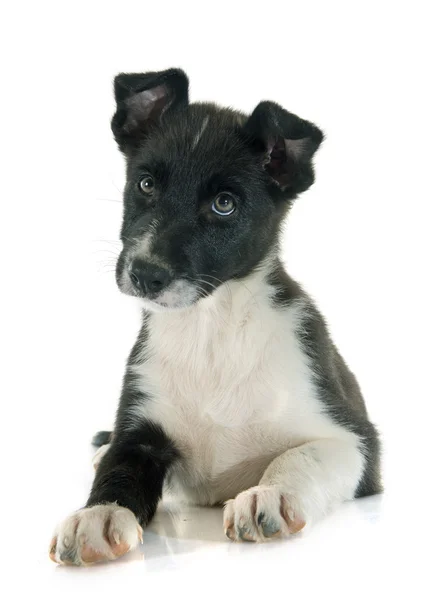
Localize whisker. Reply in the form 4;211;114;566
95;198;122;204
121;235;136;245
196;273;260;322
198;274;233;316
90;249;120;256
96;261;118;270
91;239;122;245
110;179;124;195
197;273;226;285
187;277;217;290
186;278;234;328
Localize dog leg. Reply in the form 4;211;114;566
50;422;178;565
223;437;364;542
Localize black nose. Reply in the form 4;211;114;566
129;259;172;295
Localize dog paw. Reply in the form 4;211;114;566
49;504;142;566
92;443;111;470
223;486;306;542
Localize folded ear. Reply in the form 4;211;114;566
111;68;189;152
243;101;324;197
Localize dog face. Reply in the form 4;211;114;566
112;69;323;311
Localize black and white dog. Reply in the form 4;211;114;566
50;68;381;565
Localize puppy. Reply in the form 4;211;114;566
50;68;381;565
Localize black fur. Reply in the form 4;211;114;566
92;430;112;447
267;260;381;496
113;69;324;304
87;315;178;526
87;420;178;526
86;68;381;531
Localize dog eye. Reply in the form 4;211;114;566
139;175;155;195
212;193;236;216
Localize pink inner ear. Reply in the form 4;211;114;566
266;137;286;163
124;84;171;131
265;136;309;188
285;138;307;160
268;137;308;161
264;138;289;187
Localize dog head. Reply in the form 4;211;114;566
112;68;323;311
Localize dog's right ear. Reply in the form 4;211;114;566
111;68;189;152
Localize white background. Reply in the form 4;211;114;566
1;1;425;598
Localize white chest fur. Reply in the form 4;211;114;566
129;273;353;504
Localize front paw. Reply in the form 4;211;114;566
49;504;142;566
223;486;306;542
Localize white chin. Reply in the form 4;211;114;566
139;280;200;312
139;298;196;313
138;298;178;312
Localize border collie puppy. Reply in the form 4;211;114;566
50;68;381;565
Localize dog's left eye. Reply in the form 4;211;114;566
212;193;236;216
139;175;155;195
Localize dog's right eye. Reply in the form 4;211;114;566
212;193;236;216
139;175;155;195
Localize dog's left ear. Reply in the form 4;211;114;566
111;68;189;152
244;101;324;197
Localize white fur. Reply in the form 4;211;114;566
192;116;209;149
223;485;303;541
129;265;365;523
153;279;199;309
119;228;180;300
51;504;142;565
134;232;153;258
92;443;110;469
